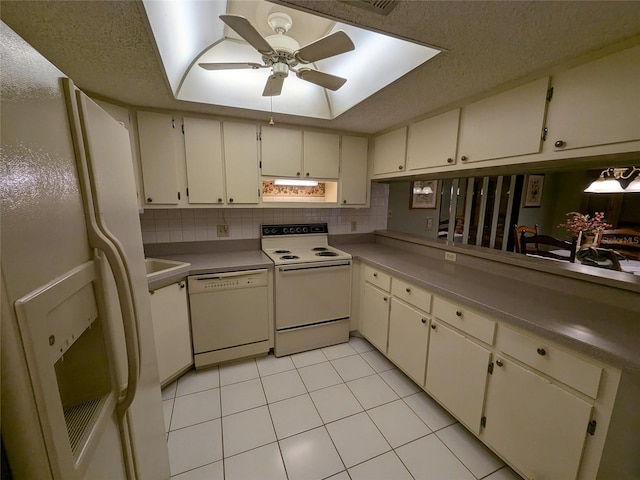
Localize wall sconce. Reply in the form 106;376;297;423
584;167;640;193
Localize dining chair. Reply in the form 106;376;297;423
513;224;539;253
519;232;577;262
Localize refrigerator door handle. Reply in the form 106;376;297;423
64;80;141;418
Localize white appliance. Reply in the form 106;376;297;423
261;223;352;356
1;23;170;480
188;270;270;368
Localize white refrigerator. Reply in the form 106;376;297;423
1;22;170;479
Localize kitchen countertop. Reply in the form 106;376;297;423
339;242;640;373
146;250;273;291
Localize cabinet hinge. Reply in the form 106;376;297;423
480;416;487;428
182;123;184;134
257;131;261;141
541;127;548;141
546;87;554;102
258;188;261;198
259;161;262;169
587;420;597;436
177;191;181;200
186;187;189;197
488;362;494;375
172;118;175;129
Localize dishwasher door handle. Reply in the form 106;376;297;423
192;269;267;281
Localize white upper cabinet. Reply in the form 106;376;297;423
545;46;640;151
183;117;224;204
407;109;460;170
339;136;369;206
457;77;550;163
223;121;260;204
137;111;180;205
303;131;340;179
372;127;407;175
260;127;303;177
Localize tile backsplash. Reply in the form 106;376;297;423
140;183;388;244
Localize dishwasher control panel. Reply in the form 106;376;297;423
188;269;268;293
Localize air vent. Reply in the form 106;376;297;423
340;0;399;16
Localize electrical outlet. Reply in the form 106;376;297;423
426;217;433;229
445;252;457;262
217;224;229;237
351;221;357;232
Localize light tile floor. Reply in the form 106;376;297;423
163;336;524;480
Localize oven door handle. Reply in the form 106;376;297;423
278;262;351;273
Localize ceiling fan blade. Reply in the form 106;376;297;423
220;14;275;56
294;30;355;64
262;74;285;96
296;69;347;91
199;62;265;70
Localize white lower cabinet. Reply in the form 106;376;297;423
483;356;593;480
387;298;430;385
360;282;390;353
149;281;192;385
425;320;491;434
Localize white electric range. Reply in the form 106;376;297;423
261;223;352;356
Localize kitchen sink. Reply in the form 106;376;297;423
145;258;190;280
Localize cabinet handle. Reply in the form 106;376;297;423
496;359;504;367
179;282;185;289
217;198;223;203
306;172;310;177
229;198;234;203
405;287;411;293
147;197;153;203
373;273;378;277
297;172;301;176
456;310;463;317
447;157;453;164
460;155;468;161
421;318;427;324
149;290;155;295
343;199;347;204
554;140;566;148
536;347;546;356
398;165;404;170
430;324;436;330
383;296;388;302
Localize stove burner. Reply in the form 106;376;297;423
274;250;291;254
315;251;339;257
280;255;300;260
312;247;329;251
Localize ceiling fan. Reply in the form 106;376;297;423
199;12;355;96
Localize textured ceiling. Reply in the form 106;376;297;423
2;1;639;134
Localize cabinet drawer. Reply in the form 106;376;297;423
497;326;602;398
363;265;391;291
432;297;496;345
392;279;432;313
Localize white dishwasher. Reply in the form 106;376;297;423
188;269;270;369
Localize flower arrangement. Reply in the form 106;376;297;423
559;211;611;237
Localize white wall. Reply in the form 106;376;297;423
139;182;389;244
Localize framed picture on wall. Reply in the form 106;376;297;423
523;174;545;208
410;180;438;209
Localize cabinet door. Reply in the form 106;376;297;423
546;46;640;151
339;136;369;205
137;111;180;205
223;122;260;204
387;298;429;385
406;109;460;170
457;77;549;163
372;127;407;175
425;321;491;434
361;282;390;353
303;131;340;179
149;282;192;385
483;356;593;480
260;127;303;177
183;117;224;204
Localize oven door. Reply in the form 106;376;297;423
275;260;351;330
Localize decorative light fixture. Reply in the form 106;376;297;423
584;167;640;193
274;179;318;187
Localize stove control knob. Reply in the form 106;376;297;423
263;228;269;235
283;228;289;234
296;227;302;233
303;227;309;233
